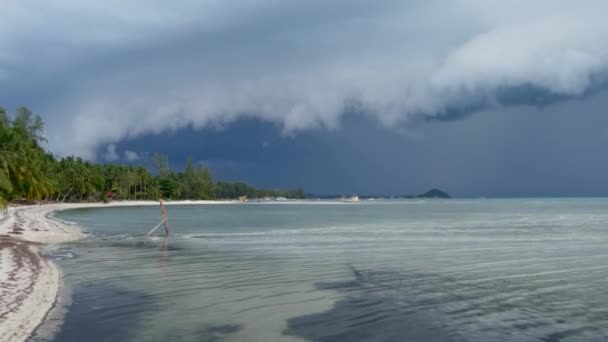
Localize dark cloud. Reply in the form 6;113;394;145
109;90;608;197
2;1;608;158
4;1;608;196
426;77;608;122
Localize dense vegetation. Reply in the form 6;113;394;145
216;182;304;200
0;106;304;208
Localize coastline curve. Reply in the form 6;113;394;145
0;200;232;342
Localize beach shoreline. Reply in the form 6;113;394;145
0;200;233;342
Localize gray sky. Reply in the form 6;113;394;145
2;1;608;196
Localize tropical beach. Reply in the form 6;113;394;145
0;201;232;342
2;199;608;341
0;104;305;341
5;2;608;341
4;111;608;342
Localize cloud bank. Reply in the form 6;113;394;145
103;144;119;162
2;1;607;158
124;150;140;161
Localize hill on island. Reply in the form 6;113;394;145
416;188;451;199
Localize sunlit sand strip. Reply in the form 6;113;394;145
0;238;58;342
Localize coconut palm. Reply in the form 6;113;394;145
0;108;52;206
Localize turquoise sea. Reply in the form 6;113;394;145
33;199;608;341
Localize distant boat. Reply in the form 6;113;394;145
276;197;287;201
343;195;360;203
368;197;376;201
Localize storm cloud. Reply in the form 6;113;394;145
1;1;607;158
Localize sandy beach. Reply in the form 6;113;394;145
0;200;232;342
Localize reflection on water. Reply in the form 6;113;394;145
33;200;608;341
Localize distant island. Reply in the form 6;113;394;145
306;188;451;200
415;188;451;199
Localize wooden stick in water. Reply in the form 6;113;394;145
160;200;169;236
147;220;164;236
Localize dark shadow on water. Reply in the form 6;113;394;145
161;324;242;342
284;266;460;342
285;293;458;342
195;324;242;342
201;324;241;335
284;294;461;342
284;265;608;342
31;237;247;342
34;283;156;342
31;280;243;342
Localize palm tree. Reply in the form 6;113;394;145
0;110;51;206
146;179;162;200
135;166;149;199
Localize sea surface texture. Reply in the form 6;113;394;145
35;199;608;341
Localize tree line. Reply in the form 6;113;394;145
0;106;304;208
216;182;304;199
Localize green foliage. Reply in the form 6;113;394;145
156;173;179;199
215;181;304;200
0;107;52;207
152;153;169;177
0;105;304;208
181;158;215;200
216;181;256;199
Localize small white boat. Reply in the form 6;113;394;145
343;195;360;203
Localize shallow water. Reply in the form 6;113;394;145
33;199;608;341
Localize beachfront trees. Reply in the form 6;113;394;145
12;107;46;144
52;157;104;201
158;174;180;200
144;178;162;200
181;158;215;200
152;153;170;177
215;181;305;200
216;181;256;199
0;107;52;207
135;166;149;200
0;105;305;208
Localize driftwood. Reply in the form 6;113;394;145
147;200;169;237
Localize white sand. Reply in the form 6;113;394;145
0;200;233;342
